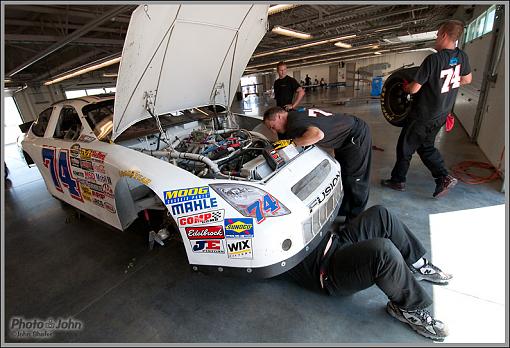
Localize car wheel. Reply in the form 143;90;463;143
380;67;420;127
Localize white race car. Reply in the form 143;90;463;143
20;4;342;277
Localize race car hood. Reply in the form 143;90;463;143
112;4;269;141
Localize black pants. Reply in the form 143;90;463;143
390;118;448;183
334;121;372;220
327;205;432;310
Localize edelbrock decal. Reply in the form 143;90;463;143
185;226;224;240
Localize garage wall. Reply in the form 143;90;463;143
476;39;505;180
289;65;330;84
354;51;431;78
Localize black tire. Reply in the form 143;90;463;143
380;67;420;127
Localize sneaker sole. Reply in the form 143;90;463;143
414;273;451;285
433;179;458;198
386;303;446;341
381;181;406;192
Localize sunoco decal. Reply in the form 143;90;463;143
185;226;224;240
308;172;340;210
224;218;254;238
226;239;253;259
190;240;224;253
178;209;224;227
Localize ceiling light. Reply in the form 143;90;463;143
334;41;352;48
4;79;12;83
103;72;118;78
44;56;121;85
268;5;298;15
272;26;312;40
374;52;382;55
253;34;356;58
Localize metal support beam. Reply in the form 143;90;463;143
7;5;131;77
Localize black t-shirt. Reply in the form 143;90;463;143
412;48;471;122
274;76;301;107
279;109;358;149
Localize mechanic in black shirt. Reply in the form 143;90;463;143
382;20;472;197
283;205;452;341
263;106;371;220
273;62;305;111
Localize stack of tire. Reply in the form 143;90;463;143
380;67;419;127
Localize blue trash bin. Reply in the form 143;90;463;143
371;76;383;97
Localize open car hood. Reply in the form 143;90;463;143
112;4;269;141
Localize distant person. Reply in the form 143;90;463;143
320;77;326;88
381;20;472;198
305;74;312;87
284;205;452;341
313;78;319;91
273;61;305;111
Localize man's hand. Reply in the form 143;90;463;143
402;79;409;92
284;104;294;111
273;139;293;150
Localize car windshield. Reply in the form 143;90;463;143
82;100;114;142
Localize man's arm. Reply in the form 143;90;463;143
290;87;305;109
293;126;324;146
404;81;422;94
460;73;472;85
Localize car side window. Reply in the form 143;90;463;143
53;106;82;141
31;107;53;137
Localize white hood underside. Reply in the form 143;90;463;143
112;4;269;141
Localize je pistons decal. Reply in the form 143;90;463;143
164;186;217;215
224;218;254;238
185;226;224;240
178;209;224;227
226;239;253;259
190;239;224;253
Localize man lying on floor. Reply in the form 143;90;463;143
284;205;452;341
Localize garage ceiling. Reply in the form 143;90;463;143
3;4;472;88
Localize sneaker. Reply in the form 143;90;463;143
386;301;449;341
381;179;406;191
411;258;452;284
433;175;458;198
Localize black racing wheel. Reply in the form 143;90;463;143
380;67;420;127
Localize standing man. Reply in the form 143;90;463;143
283;205;452;341
264;106;371;221
381;20;472;198
273;61;305;111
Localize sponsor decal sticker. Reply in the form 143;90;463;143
92;198;104;208
87;181;103;192
164;186;209;204
95;173;112;184
92;190;105;199
185;226;224;240
72;170;84;178
81;160;93;171
80;184;92;201
178;209;224;227
80;149;92;161
224;218;254;238
92;163;105;174
91;150;106;162
70;157;81;168
170;198;217;215
119;170;151;185
77;134;96;143
189;240;224;253
84;171;95;181
70;144;81;157
226;239;253;259
103;202;116;214
102;184;114;198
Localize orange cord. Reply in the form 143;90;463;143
451;147;505;185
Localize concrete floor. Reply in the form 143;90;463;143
3;87;506;343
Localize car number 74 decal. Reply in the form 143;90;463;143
246;194;281;223
42;146;83;202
